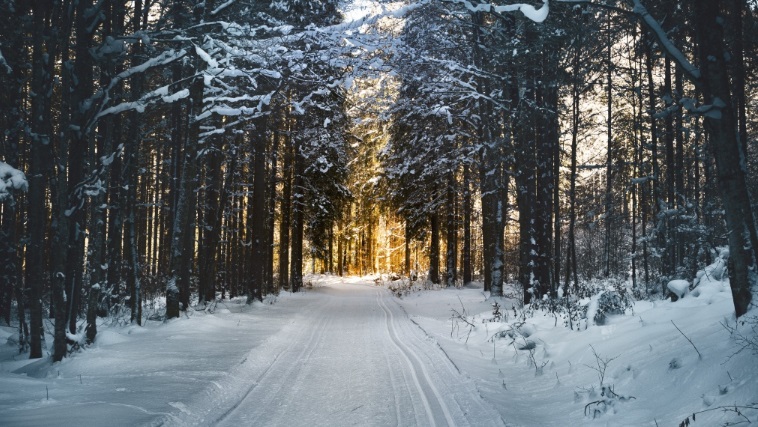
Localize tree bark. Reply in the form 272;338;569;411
462;164;472;285
445;171;457;287
429;212;440;284
290;141;305;292
693;0;755;317
167;53;203;318
604;16;614;278
249;121;268;303
279;136;292;289
27;0;55;359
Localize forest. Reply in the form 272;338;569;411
0;0;756;368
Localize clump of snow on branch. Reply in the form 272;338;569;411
0;161;28;201
452;0;550;23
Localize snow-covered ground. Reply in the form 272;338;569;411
0;270;756;426
394;272;758;426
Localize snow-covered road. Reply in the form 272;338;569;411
168;279;503;426
0;277;503;426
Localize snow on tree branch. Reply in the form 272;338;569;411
0;48;11;74
0;162;28;202
629;0;701;81
447;0;550;23
210;0;237;16
94;49;189;120
555;0;701;82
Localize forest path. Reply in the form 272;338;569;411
168;277;503;427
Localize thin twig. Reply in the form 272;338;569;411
671;320;702;359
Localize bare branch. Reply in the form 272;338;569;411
672;320;703;360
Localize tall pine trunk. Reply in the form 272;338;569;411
279;137;292;289
167;53;202;318
27;0;54;359
429;212;440;284
693;0;755;317
445;171;457;287
290;141;305;292
462;164;472;285
249;122;267;303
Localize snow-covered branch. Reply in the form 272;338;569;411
0;162;28;202
210;0;236;16
555;0;701;82
629;0;701;81
445;0;550;23
0;48;11;74
93;48;189;121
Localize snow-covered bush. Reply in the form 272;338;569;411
667;279;690;301
693;248;728;289
525;280;633;329
592;288;634;325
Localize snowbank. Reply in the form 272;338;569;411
394;265;758;426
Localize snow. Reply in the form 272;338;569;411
195;45;219;69
0;48;12;74
453;0;549;23
667;279;690;299
0;162;28;201
1;269;756;426
161;89;190;104
210;0;236;16
494;0;549;23
391;267;757;426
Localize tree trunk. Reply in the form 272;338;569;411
249;122;267;303
645;34;663;291
126;0;144;324
445;171;457;286
198;133;224;304
604;17;614;278
404;221;411;276
290;141;305;292
279;137;292;289
694;0;755;317
266;133;279;292
429;212;440;284
535;66;556;297
0;0;27;328
27;0;54;359
565;43;581;294
167;54;203;318
462;164;472;285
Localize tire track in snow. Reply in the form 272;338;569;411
212;296;336;426
376;291;456;427
378;313;404;426
258;294;340;416
398;301;506;425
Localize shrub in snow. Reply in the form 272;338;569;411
524;280;633;329
491;301;502;322
693;250;728;289
667;279;690;301
690;254;732;300
580;345;636;419
592;288;633;326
